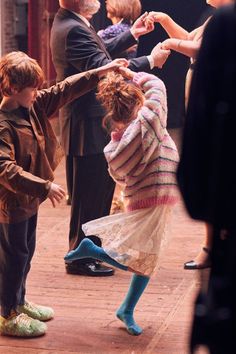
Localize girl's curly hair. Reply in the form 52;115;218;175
97;72;144;131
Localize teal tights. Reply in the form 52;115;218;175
64;238;150;335
116;274;150;335
64;238;128;271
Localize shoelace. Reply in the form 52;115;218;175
24;301;40;312
14;313;32;327
24;302;34;309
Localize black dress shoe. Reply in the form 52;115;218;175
65;262;114;276
184;247;211;270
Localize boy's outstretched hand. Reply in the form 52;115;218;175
96;59;129;78
47;182;66;208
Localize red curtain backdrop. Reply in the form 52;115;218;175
28;0;59;86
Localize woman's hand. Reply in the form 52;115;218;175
161;38;175;51
96;59;129;78
47;182;66;208
148;12;169;25
161;38;199;59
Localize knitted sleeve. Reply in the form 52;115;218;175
104;73;168;178
133;72;167;134
133;72;167;175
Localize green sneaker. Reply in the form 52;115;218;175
17;301;54;321
0;312;47;337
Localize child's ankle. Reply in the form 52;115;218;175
1;309;17;320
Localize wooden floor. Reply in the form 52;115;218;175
0;156;209;354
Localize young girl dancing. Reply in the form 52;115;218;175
65;68;179;335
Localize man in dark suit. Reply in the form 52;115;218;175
50;0;170;276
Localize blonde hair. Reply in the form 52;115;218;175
97;72;144;131
106;0;141;22
0;51;44;97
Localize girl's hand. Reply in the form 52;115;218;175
47;182;66;208
118;67;135;80
96;59;129;78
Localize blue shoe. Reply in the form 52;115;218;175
64;238;95;262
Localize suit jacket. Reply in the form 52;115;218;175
50;8;150;156
177;4;236;229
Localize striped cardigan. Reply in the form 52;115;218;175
104;72;179;211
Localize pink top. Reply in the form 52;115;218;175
104;73;179;211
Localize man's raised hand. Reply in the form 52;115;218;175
131;12;155;39
96;59;129;78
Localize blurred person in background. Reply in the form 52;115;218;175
177;3;236;352
98;0;142;59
